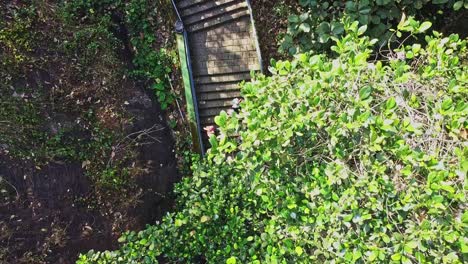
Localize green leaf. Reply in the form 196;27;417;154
440;183;455;194
418;21;432;33
226;257;237;264
295;246;304;256
391;253;402;261
318;33;330;43
209;135;218;149
402;256;412;264
443;252;459;262
201;215;211;223
299;23;311;33
288;15;299;23
353;250;362;261
386;97;397;110
442;98;453;110
412;43;422;54
462;211;468;224
175;219;184;227
369;251;378;261
357;25;368;35
453;1;463;10
215;111;228;127
444;232;458;243
406;240;418;249
359;86;373;100
317;22;331;33
461;238;468;253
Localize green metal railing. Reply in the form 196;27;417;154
171;0;205;155
171;0;263;155
246;0;264;73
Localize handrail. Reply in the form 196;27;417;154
170;0;183;21
245;0;263;73
182;30;206;155
170;0;206;155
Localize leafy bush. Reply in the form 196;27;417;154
281;0;467;54
123;0;175;110
78;19;467;263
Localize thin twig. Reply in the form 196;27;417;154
107;124;164;166
166;74;185;123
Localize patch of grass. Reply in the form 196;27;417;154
61;16;121;77
0;86;47;161
0;5;37;68
61;0;177;109
272;1;293;17
0;1;136;189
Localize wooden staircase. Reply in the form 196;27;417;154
174;0;262;150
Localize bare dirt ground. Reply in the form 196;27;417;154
251;0;299;69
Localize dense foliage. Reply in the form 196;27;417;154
79;19;467;263
281;0;468;54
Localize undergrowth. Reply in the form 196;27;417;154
282;0;468;54
1;0;178;189
62;0;176;109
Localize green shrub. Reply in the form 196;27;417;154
78;19;467;263
281;0;467;54
124;0;175;109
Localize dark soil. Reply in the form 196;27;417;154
440;9;468;39
250;0;299;70
0;88;179;263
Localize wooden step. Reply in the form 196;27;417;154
190;30;252;44
199;107;233;117
195;72;251;84
190;48;258;65
194;62;260;75
198;90;241;101
187;9;250;33
197;82;240;93
184;1;247;26
200;116;215;125
191;38;255;50
177;0;210;9
191;45;257;57
198;98;235;109
187;17;251;37
181;0;241;17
